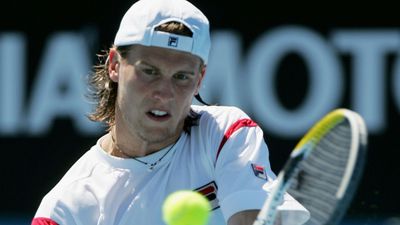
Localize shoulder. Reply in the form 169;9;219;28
34;147;102;219
191;105;258;133
191;105;252;125
189;105;260;145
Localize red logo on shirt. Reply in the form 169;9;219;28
251;163;268;180
195;181;219;210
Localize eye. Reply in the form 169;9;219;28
174;73;189;80
143;68;158;76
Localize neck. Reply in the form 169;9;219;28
105;129;179;171
110;134;136;158
105;126;180;158
108;127;149;158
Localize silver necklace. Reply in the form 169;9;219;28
111;134;177;171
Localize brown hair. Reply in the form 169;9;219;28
87;22;201;132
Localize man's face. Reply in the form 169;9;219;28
110;45;204;145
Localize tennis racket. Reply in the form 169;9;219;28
253;108;368;225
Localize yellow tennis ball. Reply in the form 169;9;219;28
162;190;211;225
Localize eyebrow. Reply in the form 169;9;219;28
137;60;196;76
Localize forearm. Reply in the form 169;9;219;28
228;210;282;225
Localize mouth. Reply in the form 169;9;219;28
146;109;171;121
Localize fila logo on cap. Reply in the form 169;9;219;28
147;31;193;54
168;36;179;47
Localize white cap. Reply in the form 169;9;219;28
114;0;211;64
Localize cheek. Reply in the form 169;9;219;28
179;89;197;111
119;67;146;95
184;76;203;94
117;81;142;108
176;84;197;101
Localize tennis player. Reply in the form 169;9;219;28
31;0;310;224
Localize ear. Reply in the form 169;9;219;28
108;49;120;82
194;65;206;95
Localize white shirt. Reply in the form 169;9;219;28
33;105;309;225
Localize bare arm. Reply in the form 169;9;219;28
228;210;282;225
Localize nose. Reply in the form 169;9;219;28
151;78;174;102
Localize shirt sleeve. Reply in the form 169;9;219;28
214;121;310;225
33;196;77;225
31;217;60;225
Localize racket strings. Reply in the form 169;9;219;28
289;120;352;225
